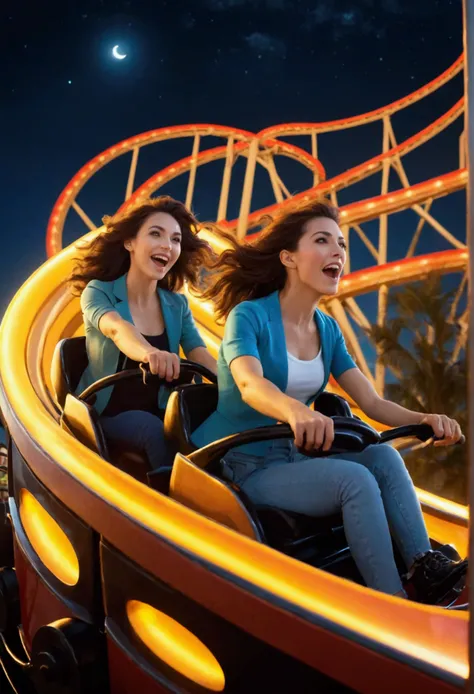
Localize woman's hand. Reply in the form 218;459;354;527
420;414;463;446
287;403;335;453
143;349;180;381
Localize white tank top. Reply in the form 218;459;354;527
286;350;324;404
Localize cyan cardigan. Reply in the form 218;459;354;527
77;274;206;414
192;290;356;455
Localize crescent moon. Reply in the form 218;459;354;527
112;45;127;60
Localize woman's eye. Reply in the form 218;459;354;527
315;237;326;243
173;237;182;244
150;230;160;236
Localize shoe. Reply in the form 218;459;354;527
406;550;468;605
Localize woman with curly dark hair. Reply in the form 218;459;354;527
193;199;466;604
71;195;216;469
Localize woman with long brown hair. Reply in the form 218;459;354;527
193;200;466;604
71;195;216;470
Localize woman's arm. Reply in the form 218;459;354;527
222;304;334;450
187;346;217;374
99;312;157;362
337;368;462;443
81;285;157;364
231;356;334;450
99;312;179;380
80;284;178;378
231;355;299;422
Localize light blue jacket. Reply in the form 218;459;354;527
192;290;356;455
77;274;206;415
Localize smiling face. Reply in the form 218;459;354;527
280;216;347;296
125;211;182;281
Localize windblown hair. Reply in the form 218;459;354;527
201;200;340;321
70;196;214;294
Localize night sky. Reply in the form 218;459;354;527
2;0;465;317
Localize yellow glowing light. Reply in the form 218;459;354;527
197;228;232;254
405;190;413;197
367;202;375;209
340;210;348;217
19;488;79;586
127;601;225;691
417;489;468;522
435;180;444;187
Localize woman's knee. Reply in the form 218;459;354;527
340;464;381;503
115;411;165;452
368;443;411;482
134;412;165;443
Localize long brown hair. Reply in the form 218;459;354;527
201;200;340;321
70;196;213;294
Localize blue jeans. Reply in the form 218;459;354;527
223;441;431;595
100;411;171;470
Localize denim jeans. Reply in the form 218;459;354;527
223;440;431;595
100;410;171;470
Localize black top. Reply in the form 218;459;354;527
101;331;170;419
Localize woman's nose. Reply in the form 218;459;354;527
158;237;172;250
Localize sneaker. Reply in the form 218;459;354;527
407;550;468;605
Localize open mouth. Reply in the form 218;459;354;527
322;265;341;280
151;255;169;269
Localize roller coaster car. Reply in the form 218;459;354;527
162;384;356;566
51;337;217;484
53;339;464;586
161;384;466;589
52;338;355;566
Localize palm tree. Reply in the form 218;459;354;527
366;275;468;504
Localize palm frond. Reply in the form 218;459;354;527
364;276;468;504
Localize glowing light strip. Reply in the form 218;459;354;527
46;57;464;256
46;124;256;257
46;126;323;257
259;55;464;137
19;488;80;586
418;489;468;522
127;601;225;691
118;140;324;217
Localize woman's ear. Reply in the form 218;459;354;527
124;240;132;251
280;249;296;269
